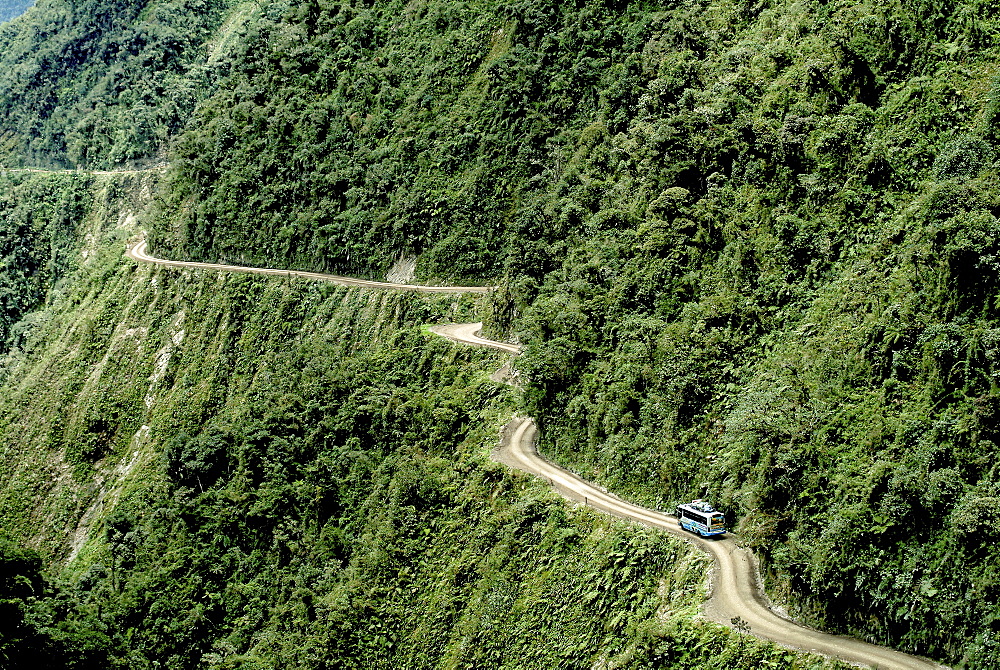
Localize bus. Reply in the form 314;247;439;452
674;499;726;537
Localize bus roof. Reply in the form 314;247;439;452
680;500;722;515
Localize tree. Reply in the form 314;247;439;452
164;426;233;491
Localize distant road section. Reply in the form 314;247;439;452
431;322;949;670
0;163;168;175
127;240;491;293
429;322;521;354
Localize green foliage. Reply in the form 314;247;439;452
6;0;1000;665
932;134;996;180
0;540;113;669
148;0;732;281
164;426;233;491
0;0;230;168
0;172;88;351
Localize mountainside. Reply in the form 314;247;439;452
0;0;230;168
0;175;844;669
1;0;1000;667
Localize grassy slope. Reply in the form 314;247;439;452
0;174;845;669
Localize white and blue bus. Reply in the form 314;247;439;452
675;500;726;537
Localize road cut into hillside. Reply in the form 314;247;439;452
0;164;169;175
127;240;491;293
430;322;949;670
126;247;948;670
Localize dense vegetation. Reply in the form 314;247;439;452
0;172;89;350
145;0;1000;662
2;0;1000;666
0;188;844;668
0;540;110;669
0;0;231;168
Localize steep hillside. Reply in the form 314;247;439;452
0;171;94;350
0;0;237;168
141;0;1000;662
2;0;1000;667
0;177;847;669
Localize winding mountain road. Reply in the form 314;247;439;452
431;324;948;670
497;413;946;670
128;246;948;670
0;163;169;175
126;240;490;293
0;164;169;175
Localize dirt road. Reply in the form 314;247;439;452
126;240;491;293
431;322;948;670
0;164;168;175
126;247;948;669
